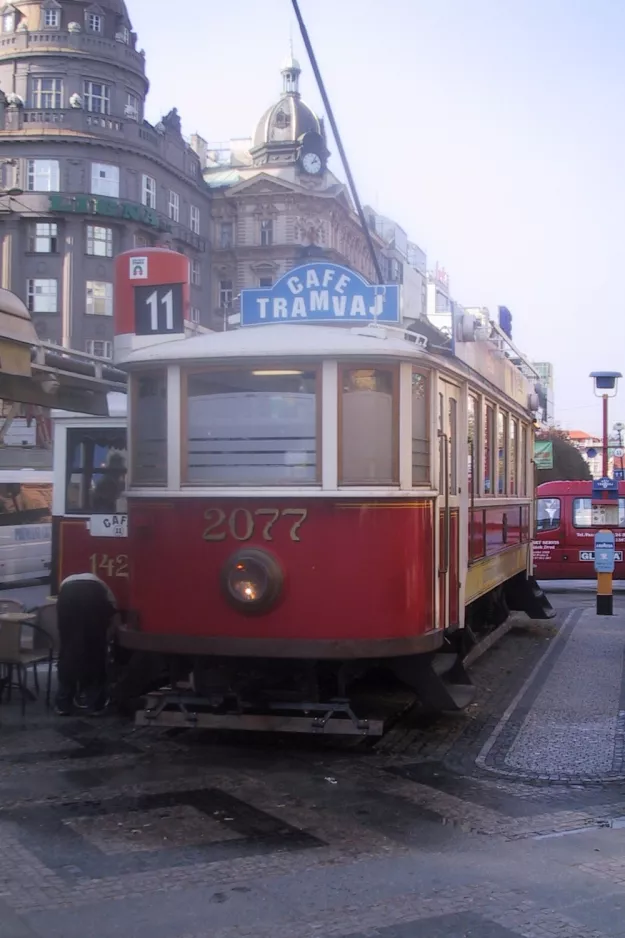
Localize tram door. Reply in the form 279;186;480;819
437;380;461;630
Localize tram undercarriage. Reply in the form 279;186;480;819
112;574;553;737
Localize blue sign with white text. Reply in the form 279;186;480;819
594;529;616;573
240;262;400;327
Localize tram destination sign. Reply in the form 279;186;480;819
240;262;400;327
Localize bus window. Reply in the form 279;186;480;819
66;428;127;513
536;497;560;532
573;497;625;528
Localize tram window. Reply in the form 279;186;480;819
340;366;397;485
185;368;318;485
483;404;494;494
497;411;507;495
0;484;51;526
509;419;518;495
411;369;429;485
449;397;458;495
65;428;127;513
468;395;479;496
132;372;167;486
573;497;625;528
520;424;528;496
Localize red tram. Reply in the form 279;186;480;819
51;248;553;734
534;480;625;579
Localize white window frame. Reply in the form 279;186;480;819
43;7;60;27
189;204;200;234
220;221;233;248
86;11;102;32
190;307;201;324
29;222;58;254
141;174;156;209
30;77;63;109
260;218;273;246
85;339;113;359
168;190;179;222
2;11;14;32
26;159;60;192
90;162;119;198
86;281;113;317
219;279;233;309
83;80;110;115
27;279;57;313
86;225;113;257
125;91;139;120
190;259;201;286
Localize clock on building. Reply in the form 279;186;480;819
301;151;322;175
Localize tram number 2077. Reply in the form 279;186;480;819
202;507;308;543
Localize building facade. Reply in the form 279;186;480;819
532;361;555;424
192;57;389;330
0;0;211;357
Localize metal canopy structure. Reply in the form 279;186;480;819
0;287;126;418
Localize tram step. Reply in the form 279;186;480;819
391;653;476;713
505;573;556;620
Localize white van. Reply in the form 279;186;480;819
0;470;52;585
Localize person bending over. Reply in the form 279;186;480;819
55;572;117;716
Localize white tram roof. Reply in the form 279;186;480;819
121;324;426;366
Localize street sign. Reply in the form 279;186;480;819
594;529;616;574
595;477;618;491
615;448;624;458
615;469;625;481
587;447;598;458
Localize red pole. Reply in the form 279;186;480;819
603;394;609;477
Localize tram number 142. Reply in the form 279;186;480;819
203;507;308;543
89;554;129;578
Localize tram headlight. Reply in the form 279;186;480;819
221;549;283;614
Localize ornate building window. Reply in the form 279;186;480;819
168;190;179;222
141;174;156;208
219;279;233;309
91;162;119;197
220;221;233;248
26;159;59;192
43;7;60;27
30;77;63;109
125;92;139;120
190;205;200;234
190;259;201;286
83;81;110;115
2;10;15;32
86;11;102;32
260;218;273;246
86;281;113;316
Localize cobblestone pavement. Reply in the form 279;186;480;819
4;594;625;937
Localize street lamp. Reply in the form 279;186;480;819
590;371;622;478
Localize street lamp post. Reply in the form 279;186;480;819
590;372;622;477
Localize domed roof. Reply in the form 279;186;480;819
252;57;322;150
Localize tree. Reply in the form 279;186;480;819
535;428;592;484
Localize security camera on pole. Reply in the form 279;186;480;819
590;371;622;615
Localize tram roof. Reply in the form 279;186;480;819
120;324;432;367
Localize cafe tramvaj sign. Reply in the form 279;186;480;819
240;262;400;327
48;194;170;231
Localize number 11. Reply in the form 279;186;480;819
146;289;173;331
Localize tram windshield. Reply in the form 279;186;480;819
65;428;128;513
183;369;318;485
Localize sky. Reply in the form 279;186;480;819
128;0;625;435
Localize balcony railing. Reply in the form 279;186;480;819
0;30;146;77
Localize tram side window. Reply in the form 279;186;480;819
509;419;518;495
185;368;318;485
65;429;127;513
497;411;507;495
411;369;430;485
341;366;397;485
483;404;494;494
132;371;167;486
573;497;625;528
0;484;52;526
520;424;528;496
467;395;479;496
536;497;560;532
